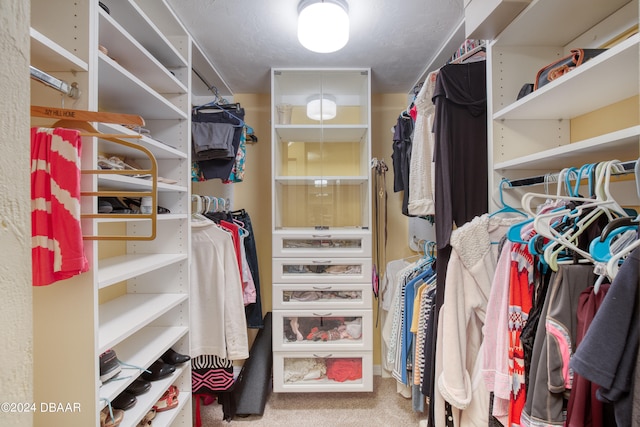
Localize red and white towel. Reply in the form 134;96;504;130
31;127;88;286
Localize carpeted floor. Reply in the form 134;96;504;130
197;376;426;426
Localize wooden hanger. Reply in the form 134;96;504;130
31;105;158;241
31;105;144;139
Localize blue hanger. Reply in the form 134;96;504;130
490;178;528;218
193;100;244;127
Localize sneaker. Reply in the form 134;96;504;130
100;349;121;383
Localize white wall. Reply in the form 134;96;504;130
0;1;34;426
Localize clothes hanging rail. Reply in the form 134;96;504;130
505;160;637;187
31;105;158;241
30;66;81;99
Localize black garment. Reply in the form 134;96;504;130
391;114;414;216
432;61;488;250
192;108;245;181
231;209;264;329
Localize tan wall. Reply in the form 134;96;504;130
0;1;34;426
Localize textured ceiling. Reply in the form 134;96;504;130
167;0;465;95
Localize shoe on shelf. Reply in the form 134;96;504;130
100;349;122;384
125;377;151;396
137;408;156;426
141;359;175;382
112;391;137;411
100;406;124;427
161;348;191;365
153;385;179;413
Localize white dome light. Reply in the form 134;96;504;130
298;0;349;53
306;94;337;120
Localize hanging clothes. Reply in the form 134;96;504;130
571;247;640;427
408;70;438;216
391;112;414;217
30;127;89;287
433;214;522;427
191;106;245;181
190;218;249;360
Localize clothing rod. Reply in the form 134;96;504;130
30;66;80;99
192;67;221;98
506;160;637;187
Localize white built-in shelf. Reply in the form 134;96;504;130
30;27;88;72
99;326;187;402
276;125;368;143
493;34;639;120
97;213;187;224
98;253;188;288
98;52;188;120
98;174;188;192
97;123;187;159
98;293;188;352
191;39;233;97
100;0;187;68
495;0;630;46
104;365;188;426
98;10;187;95
494;126;640;171
275;176;369;185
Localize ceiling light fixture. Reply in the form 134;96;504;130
297;0;349;53
306;94;337;120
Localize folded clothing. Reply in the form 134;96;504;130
192;122;235;160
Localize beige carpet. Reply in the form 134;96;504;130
197;376;426;426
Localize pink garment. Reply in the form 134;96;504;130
31;127;88;286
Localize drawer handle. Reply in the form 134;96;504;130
312;260;332;264
313;353;333;358
313;312;332;316
312;286;332;290
312;234;332;238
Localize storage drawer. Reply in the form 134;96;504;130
272;257;372;284
273;351;373;393
272;283;373;310
273;309;372;352
272;231;371;258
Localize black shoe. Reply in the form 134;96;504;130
161;348;191;365
125;377;151;396
99;349;121;383
112;391;137;411
141;359;175;381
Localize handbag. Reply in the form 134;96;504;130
534;48;607;90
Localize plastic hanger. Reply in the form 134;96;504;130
193;100;244;127
490;178;528;218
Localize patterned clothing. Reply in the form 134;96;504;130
31;127;88;287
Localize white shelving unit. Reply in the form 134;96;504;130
29;1;225;425
271;68;373;393
488;0;640;208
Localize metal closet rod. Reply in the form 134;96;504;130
30;65;81;99
507;160;637;187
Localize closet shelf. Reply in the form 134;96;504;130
495;0;630;46
98;53;188;120
98;174;187;192
105;366;189;425
98;293;188;353
97;213;187;224
100;0;188;68
98;9;188;95
98;253;188;288
494;125;640;171
30;27;88;72
98;123;187;159
276;126;368;143
493;33;639;121
99;325;188;402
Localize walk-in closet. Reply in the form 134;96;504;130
2;0;639;426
